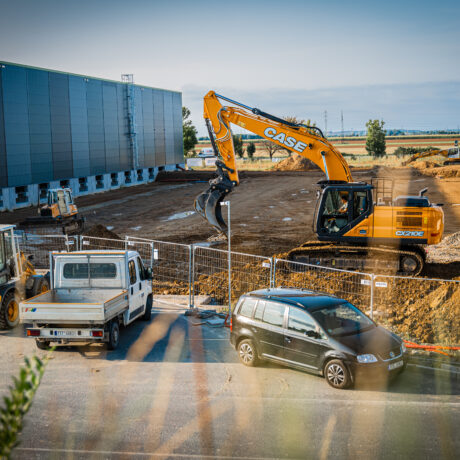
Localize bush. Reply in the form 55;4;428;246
0;352;53;457
246;142;256;161
366;120;386;157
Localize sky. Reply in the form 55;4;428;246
1;0;459;135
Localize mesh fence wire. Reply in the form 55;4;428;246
273;258;372;312
193;247;272;307
14;233;77;269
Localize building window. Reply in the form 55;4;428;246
15;186;28;204
95;175;104;189
111;173;119;186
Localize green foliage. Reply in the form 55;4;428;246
233;135;244;159
0;353;52;458
365;120;386;157
393;146;436;158
182;107;198;156
246;141;256;161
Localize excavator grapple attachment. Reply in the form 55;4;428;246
194;187;229;234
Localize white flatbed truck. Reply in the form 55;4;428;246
20;250;153;350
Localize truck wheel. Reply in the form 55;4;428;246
0;291;20;329
142;295;152;321
107;321;120;350
36;340;51;350
32;277;50;298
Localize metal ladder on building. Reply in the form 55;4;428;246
121;74;139;170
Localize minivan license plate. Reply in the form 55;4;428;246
388;360;403;370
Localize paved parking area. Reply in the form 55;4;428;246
1;313;458;459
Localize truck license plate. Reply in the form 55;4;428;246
55;330;76;337
388;360;403;371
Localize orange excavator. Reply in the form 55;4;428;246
194;91;444;276
402;141;460;166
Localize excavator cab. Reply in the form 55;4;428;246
315;183;373;240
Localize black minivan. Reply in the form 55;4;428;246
230;288;407;389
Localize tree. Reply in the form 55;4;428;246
232;134;244;158
365;120;386;157
261;139;282;160
182;107;198;156
246;141;256;161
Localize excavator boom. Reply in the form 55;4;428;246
195;91;352;233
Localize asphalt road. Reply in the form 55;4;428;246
0;312;458;459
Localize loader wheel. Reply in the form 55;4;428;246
142;295;152;321
32;277;50;297
0;291;20;329
107;320;120;350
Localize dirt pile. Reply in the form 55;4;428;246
274;154;320;172
412;164;460;178
426;232;460;264
83;224;121;240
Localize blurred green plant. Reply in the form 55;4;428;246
246;141;256;161
233;135;244;158
0;352;53;458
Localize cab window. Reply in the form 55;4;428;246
321;190;349;233
353;191;369;219
262;301;285;327
135;257;146;281
239;298;257;318
0;235;5;271
128;260;137;285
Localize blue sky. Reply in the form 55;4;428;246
1;0;459;135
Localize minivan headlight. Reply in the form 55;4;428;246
401;342;407;353
357;354;378;363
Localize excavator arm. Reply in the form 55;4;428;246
194;91;353;233
402;145;460;166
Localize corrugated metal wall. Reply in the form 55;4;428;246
0;62;184;188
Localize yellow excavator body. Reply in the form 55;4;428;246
195;91;445;275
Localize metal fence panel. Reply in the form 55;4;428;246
15;233;77;269
273;258;373;313
372;274;460;346
193;247;272;307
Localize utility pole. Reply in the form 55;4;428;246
324;110;328;137
341;110;344;143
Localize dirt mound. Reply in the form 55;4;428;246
412;160;439;169
426;232;460;264
274;154;320;172
83;224;121;240
412;164;460;178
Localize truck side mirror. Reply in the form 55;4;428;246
146;267;153;280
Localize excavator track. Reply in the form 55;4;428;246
286;241;424;276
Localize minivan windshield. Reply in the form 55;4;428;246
311;302;375;337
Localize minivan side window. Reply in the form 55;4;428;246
288;307;317;335
239;298;257;318
254;300;266;321
262;301;285;327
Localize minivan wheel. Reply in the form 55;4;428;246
238;339;258;367
324;359;351;389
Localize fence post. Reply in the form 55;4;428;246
272;258;277;288
370;273;375;319
65;234;70;252
150;242;154;268
124;236;128;251
270;257;275;288
190;244;195;309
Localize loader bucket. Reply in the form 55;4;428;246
194;188;228;234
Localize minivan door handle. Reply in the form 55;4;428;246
285;337;292;343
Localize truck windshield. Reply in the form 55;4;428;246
0;234;5;272
311;302;375;337
63;263;117;279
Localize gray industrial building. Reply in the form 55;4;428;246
0;62;184;210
